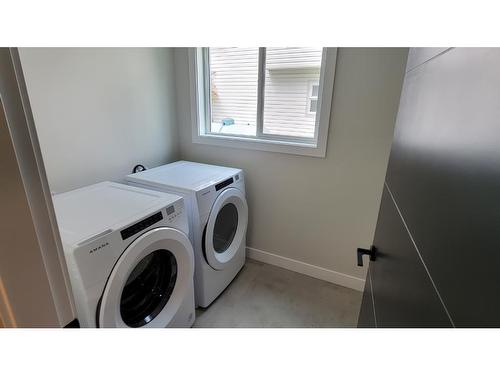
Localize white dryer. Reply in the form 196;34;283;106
126;161;248;308
53;182;195;328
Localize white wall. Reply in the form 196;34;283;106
19;48;179;193
174;48;408;283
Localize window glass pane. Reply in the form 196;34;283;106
309;99;318;113
263;47;323;138
208;48;258;136
311;84;319;97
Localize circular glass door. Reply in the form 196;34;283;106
120;250;177;328
98;227;194;328
213;203;239;254
204;188;248;270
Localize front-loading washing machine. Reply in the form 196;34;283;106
126;161;248;308
53;181;195;328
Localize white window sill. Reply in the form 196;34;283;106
192;133;327;158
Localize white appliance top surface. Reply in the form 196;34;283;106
53;182;181;245
125;160;241;192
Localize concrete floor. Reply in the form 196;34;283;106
194;259;363;328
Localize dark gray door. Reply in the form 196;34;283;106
359;48;500;327
364;187;452;327
357;268;376;328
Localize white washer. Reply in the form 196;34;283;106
53;182;195;328
126;161;248;308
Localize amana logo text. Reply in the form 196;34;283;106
89;242;109;254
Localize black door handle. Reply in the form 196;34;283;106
357;246;377;267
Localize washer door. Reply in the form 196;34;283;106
98;227;194;328
204;187;248;270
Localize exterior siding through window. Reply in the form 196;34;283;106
209;47;322;138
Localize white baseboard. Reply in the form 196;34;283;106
246;247;366;292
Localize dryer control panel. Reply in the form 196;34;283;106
196;172;245;220
215;177;234;191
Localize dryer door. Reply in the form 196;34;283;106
97;227;194;328
204;187;248;270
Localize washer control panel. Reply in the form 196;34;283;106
120;211;163;240
166;203;183;223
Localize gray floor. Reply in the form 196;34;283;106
194;259;363;328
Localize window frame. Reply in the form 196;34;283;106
188;47;337;158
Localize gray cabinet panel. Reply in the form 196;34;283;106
370;187;452;327
386;48;500;326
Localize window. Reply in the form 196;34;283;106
189;47;337;157
308;82;320;115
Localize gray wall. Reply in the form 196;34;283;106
19;48;179;193
174;48;408;281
